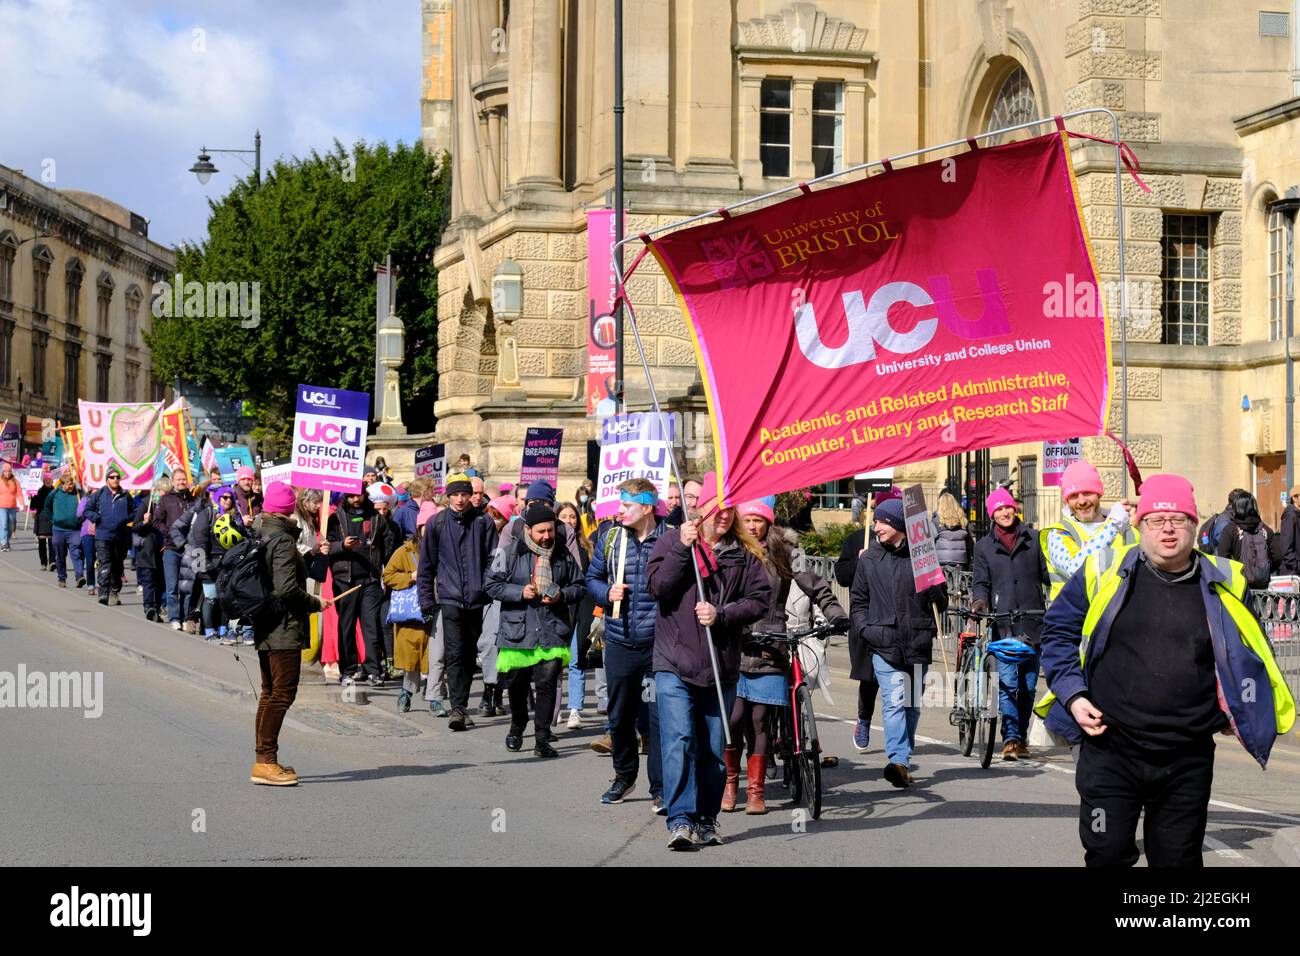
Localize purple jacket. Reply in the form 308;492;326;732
646;530;771;688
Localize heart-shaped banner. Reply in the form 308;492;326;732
109;405;163;471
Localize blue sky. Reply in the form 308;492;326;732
0;0;421;248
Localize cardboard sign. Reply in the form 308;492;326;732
595;414;675;520
213;445;255;483
19;468;44;496
259;458;294;490
1042;438;1082;487
414;444;447;493
290;384;369;494
903;483;945;593
520;428;562;488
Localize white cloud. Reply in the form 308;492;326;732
0;0;419;247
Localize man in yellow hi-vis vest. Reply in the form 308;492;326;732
1040;460;1136;605
1041;474;1295;867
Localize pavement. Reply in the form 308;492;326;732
2;528;1299;866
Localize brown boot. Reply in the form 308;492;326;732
250;762;298;786
1002;741;1019;761
745;754;768;815
721;746;742;812
1016;741;1031;758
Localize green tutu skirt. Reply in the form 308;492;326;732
496;645;572;673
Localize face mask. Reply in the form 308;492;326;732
578;494;589;503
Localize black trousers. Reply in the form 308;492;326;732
37;535;51;568
1076;731;1215;868
507;657;563;737
442;604;484;712
858;679;879;722
95;537;129;594
334;579;384;678
605;640;662;793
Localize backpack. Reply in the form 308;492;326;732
1198;513;1228;552
1235;526;1273;590
216;534;281;625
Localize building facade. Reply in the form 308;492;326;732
424;0;1300;526
0;164;174;441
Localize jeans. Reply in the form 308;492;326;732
52;529;83;582
138;566;161;613
606;641;661;796
95;536;129;595
0;507;15;547
1076;732;1214;867
442;604;484;712
567;629;610;712
655;671;735;832
998;651;1041;744
81;534;96;586
334;579;384;678
255;649;302;764
201;579;223;632
872;655;927;767
162;549;187;623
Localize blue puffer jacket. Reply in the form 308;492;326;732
83;486;136;541
587;520;666;649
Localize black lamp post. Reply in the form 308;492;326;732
190;130;262;186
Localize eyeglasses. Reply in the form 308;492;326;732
1142;515;1191;530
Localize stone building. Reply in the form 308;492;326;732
423;0;1300;528
0;164;174;437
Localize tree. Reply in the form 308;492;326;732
148;140;451;452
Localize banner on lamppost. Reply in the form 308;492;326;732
586;209;620;417
290;384;369;494
520;428;563;488
595;413;675;520
414;443;447;493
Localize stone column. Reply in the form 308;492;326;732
508;0;563;187
791;78;816;180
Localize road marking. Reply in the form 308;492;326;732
1202;835;1254;866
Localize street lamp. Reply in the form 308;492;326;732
492;258;524;391
189;130;262;186
376;303;406;435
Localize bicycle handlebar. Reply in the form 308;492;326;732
960;608;1045;622
755;621;843;643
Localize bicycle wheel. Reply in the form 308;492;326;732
959;647;978;758
781;704;801;803
979;650;999;769
795;685;822;819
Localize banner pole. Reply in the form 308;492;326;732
613;253;731;747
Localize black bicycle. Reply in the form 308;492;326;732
761;621;839;819
948;608;1044;769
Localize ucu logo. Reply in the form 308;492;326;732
793;268;1011;370
298;420;363;446
300;390;338;408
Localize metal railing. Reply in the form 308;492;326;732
1249;590;1300;703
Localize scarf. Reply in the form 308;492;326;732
993;518;1021;554
524;532;553;596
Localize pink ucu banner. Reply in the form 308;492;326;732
649;130;1112;506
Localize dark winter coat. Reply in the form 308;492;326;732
646;530;771;688
1279;503;1300;576
485;534;584;652
416;505;498;611
849;538;949;673
31;484;54;536
586;519;667;650
835;527;868;588
83;486;135;541
256;512;322;652
970;522;1049;645
326;500;401;587
743;528;847;676
172;497;219;594
152;492;189;552
131;496;161;571
44;486;82;532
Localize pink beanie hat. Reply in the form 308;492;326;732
738;500;775;524
417;500;438;528
236;465;256;481
488;496;516;520
1059;461;1103;500
1135;474;1197;521
262;481;296;515
985;487;1017;518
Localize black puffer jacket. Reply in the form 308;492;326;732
171;497;219;595
849;538;948;673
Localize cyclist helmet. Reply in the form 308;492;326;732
213;513;245;550
988;638;1035;664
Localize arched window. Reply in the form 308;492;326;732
986;66;1037;140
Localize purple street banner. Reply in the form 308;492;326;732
1042;438;1082;486
291;384;370;493
414;443;447;493
903;483;945;593
520;427;563;487
595;413;675;520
